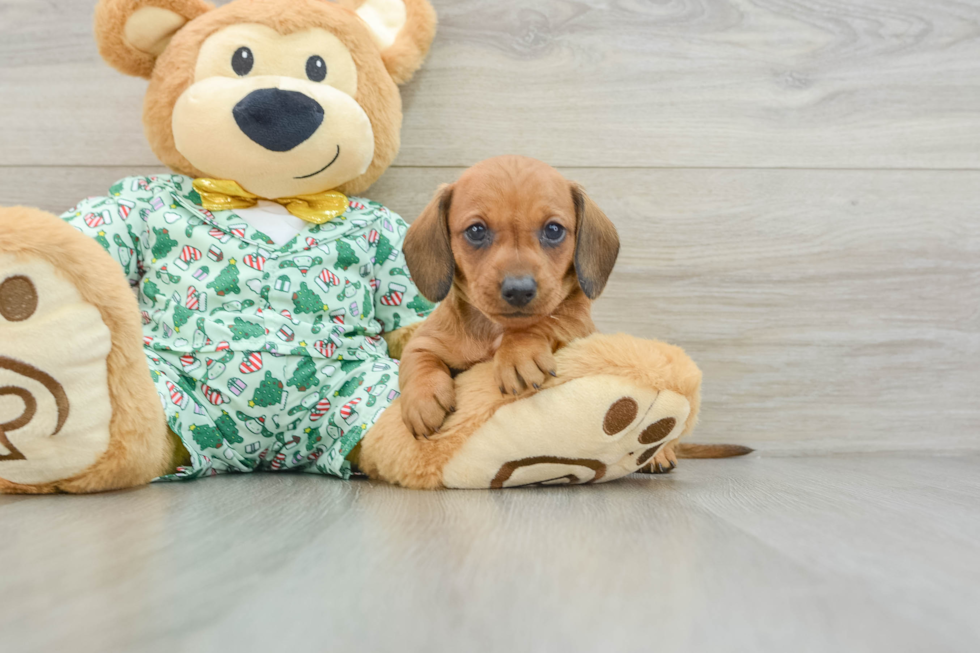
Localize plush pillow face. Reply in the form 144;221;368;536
173;24;375;198
95;0;437;198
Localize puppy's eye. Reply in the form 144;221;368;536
232;47;254;76
464;223;488;245
541;222;566;245
306;55;327;82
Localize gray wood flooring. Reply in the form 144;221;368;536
2;1;979;651
2;453;979;653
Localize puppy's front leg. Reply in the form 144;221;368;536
494;332;557;396
399;336;456;439
494;294;595;396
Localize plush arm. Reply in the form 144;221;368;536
60;178;153;285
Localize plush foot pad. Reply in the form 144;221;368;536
0;253;114;488
441;374;690;489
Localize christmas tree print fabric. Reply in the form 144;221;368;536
61;175;435;481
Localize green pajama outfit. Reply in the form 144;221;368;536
61;175;434;480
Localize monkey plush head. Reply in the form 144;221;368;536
94;0;436;199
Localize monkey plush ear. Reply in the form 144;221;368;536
94;0;214;79
572;184;620;300
342;0;437;84
404;184;455;302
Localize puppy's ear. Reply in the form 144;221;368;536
343;0;437;84
94;0;213;79
404;184;455;302
572;183;620;300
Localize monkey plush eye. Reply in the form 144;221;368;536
541;222;566;245
464;223;489;246
306;55;327;82
232;47;254;76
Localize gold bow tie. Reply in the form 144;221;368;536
193;179;348;225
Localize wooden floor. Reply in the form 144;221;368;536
2;453;979;653
2;0;980;651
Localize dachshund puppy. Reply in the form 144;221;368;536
399;156;620;439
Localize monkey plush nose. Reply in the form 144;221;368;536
233;89;324;152
501;276;538;308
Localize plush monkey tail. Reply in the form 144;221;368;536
674;443;754;459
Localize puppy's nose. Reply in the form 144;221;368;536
500;276;537;308
233;88;324;152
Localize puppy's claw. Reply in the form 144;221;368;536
549;370;557;377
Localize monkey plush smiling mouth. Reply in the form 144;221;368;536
171;23;376;200
95;0;431;247
112;0;421;207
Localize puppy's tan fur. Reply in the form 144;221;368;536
399;156;620;439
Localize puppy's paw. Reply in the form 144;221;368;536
400;371;456;440
494;336;557;396
640;440;678;474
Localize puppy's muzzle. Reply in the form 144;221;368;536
500;275;537;308
233;88;324;152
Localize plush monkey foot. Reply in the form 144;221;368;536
0;208;172;494
442;376;692;489
358;333;702;489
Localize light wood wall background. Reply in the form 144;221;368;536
1;0;978;452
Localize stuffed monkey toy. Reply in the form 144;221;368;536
0;0;708;493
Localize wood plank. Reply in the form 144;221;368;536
1;456;978;652
3;0;980;168
0;166;168;212
2;165;978;452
